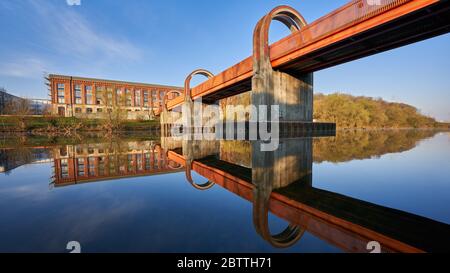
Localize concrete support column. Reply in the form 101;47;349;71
250;6;313;248
251;6;312;123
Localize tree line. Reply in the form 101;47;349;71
313;93;445;129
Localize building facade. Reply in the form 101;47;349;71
47;74;182;119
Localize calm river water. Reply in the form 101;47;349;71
0;130;449;253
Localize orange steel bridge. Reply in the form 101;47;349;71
158;0;450;113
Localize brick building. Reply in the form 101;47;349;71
47;74;182;119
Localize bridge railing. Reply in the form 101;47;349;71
275;0;411;55
164;0;414;111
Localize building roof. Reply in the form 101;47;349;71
48;74;183;90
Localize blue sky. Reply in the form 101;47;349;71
0;0;449;121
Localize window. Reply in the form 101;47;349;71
137;154;143;171
58;107;65;116
128;154;134;172
126;89;132;106
85;86;93;105
61;159;69;178
57;83;65;104
145;153;151;170
135;90;141;106
60;148;67;157
109;155;116;174
152;90;158;105
88;157;95;176
77;158;85;176
86;108;93;113
97;108;103;113
98;156;105;176
75;108;82;113
159;92;164;105
143;91;149;107
96;86;105;105
116;88;123;105
75;84;82;104
106;87;113;106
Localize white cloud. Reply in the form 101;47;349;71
29;0;142;61
0;57;48;79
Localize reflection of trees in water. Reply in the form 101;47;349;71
313;129;440;163
0;145;48;173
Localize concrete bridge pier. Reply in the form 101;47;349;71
160;108;182;137
251;5;333;136
161;90;183;136
182;69;217;136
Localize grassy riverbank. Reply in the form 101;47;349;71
0;116;160;133
0;131;160;149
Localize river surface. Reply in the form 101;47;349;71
0;130;449;253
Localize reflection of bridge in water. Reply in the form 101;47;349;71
2;134;449;252
162;136;450;253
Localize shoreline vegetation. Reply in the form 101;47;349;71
0;130;446;165
0;116;160;136
0;93;448;134
314;93;449;129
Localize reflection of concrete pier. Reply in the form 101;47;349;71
167;137;450;253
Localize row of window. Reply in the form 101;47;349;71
73;107;147;114
56;83;175;106
60;154;165;178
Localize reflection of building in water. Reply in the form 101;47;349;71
0;148;52;173
165;137;450;253
52;141;183;187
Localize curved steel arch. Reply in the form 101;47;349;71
253;5;307;73
184;69;214;101
162;90;183;112
252;183;305;248
253;199;305;248
167;161;184;170
185;159;215;190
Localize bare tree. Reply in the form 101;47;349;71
4;98;32;131
100;90;127;134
